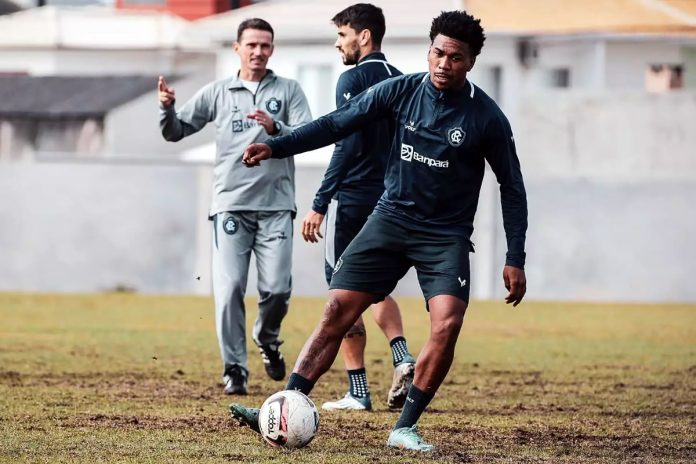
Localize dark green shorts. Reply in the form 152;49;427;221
329;213;472;305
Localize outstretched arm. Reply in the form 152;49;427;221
159;78;214;142
267;79;396;160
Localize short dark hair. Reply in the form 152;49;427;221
331;3;385;47
429;11;486;56
237;18;274;42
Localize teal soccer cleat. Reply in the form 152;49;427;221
386;425;434;452
229;403;261;434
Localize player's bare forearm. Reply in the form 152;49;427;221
503;265;526;306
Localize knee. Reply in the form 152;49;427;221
258;285;291;303
431;313;464;343
318;296;352;337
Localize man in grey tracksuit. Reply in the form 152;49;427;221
158;18;312;395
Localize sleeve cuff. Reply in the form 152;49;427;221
268;140;292;159
312;201;328;215
505;252;526;270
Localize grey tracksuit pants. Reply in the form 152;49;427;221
212;211;293;375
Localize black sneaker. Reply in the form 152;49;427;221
223;365;248;395
257;341;286;381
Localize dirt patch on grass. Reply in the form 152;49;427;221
65;412;234;433
2;370;225;401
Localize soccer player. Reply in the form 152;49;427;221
231;10;527;451
302;4;415;412
159;18;312;395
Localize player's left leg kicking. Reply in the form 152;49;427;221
230;214;469;451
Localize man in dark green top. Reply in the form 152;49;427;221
302;3;416;413
232;10;528;451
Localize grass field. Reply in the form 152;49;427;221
0;293;694;463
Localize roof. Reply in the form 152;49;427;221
184;0;696;44
465;0;696;35
184;0;459;44
0;0;21;16
0;75;156;119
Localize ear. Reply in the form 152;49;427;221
268;43;275;58
233;41;240;54
468;56;476;72
359;29;371;47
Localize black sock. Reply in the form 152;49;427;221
390;336;412;366
394;385;434;429
347;368;369;398
285;373;315;396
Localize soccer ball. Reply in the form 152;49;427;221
258;390;320;449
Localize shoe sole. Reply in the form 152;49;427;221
387;363;415;409
386;441;434;452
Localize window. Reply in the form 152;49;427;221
549;68;571;88
646;64;684;93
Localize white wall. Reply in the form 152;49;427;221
515;91;696;302
0;161;202;294
683;46;696;89
531;39;606;91
0;48;209;76
605;41;683;90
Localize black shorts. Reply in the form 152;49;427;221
329;213;473;305
324;200;375;285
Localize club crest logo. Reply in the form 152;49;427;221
223;217;238;235
447;127;466;147
266;98;282;114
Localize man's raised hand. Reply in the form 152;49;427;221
242;143;272;167
158;76;175;107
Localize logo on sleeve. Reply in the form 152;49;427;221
343;92;351;100
223;217;238;235
447;127;466;147
404;120;417;132
265;98;282;114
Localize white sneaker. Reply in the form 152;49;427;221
322;393;372;411
388;362;415;409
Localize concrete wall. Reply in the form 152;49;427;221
0;160;201;293
515;91;696;302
